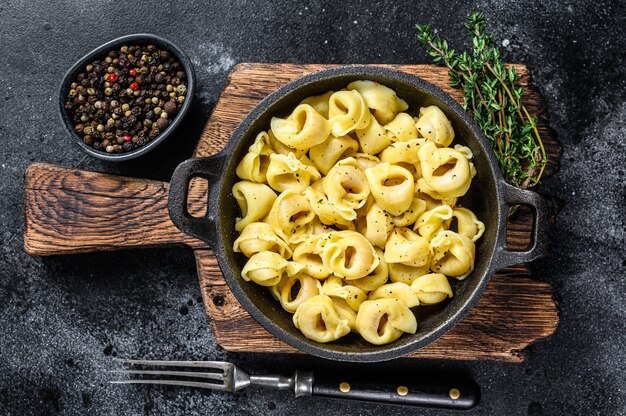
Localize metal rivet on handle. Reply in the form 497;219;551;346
449;388;461;400
339;382;350;393
397;386;408;396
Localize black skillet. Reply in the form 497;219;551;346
168;66;548;363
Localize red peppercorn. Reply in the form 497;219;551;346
129;69;137;76
109;73;118;82
129;82;139;91
123;135;132;141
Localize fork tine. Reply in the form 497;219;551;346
113;358;231;371
111;369;224;381
110;379;230;392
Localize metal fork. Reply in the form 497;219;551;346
111;358;312;396
111;358;479;410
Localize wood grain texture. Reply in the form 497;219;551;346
24;163;205;255
22;63;561;362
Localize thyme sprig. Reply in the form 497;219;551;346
416;13;546;188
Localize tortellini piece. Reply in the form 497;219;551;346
271;104;331;150
384;112;419;142
292;235;331;280
369;282;420;308
266;153;321;193
233;81;485;346
350;249;389;292
414;105;455;147
410;273;453;305
384;227;430;268
355;115;392;155
354;153;381;171
300;91;333;118
233;222;292;258
388;262;431;285
355;299;417;345
232;181;277;232
266;190;315;244
418;141;472;198
272;272;322;313
355;202;394;249
304;180;354;227
347;80;409;124
309;135;359;175
235;131;273;182
391;197;427;228
267;129;306;158
328;90;371;136
322;276;367;311
450;207;485;242
293;295;351;343
323;158;370;217
241;251;302;287
379;138;425;179
414;205;454;241
332;298;358;330
365;163;414;216
320;231;379;280
430;231;476;280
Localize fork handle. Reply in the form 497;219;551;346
309;374;479;410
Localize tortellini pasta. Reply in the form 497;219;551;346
355;298;417;345
271;104;331;150
266;153;321;193
235;131;273;182
327;90;371;136
365;163;415;216
323;158;370;217
418;141;472;198
233;222;292;258
355;115;392;155
233;81;485;346
265;190;315;244
319;231;379;280
430;230;476;280
347;80;409;124
369;282;420;308
410;273;453;305
293;294;351;342
310;135;359;175
241;251;302;287
414;105;455;147
232;181;277;232
384;112;419;142
322;276;367;310
272;272;322;313
292;235;330;279
414;205;453;241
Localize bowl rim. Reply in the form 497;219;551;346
209;65;507;362
58;33;196;162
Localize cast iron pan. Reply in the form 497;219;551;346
168;66;548;362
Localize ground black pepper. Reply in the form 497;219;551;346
65;44;188;154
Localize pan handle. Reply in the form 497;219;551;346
492;183;549;269
168;154;226;248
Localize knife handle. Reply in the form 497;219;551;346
310;373;479;410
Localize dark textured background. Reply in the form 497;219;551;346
1;1;625;415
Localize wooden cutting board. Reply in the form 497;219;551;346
24;63;561;362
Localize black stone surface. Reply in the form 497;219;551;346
0;1;624;415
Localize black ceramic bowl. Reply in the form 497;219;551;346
59;33;195;161
168;66;548;362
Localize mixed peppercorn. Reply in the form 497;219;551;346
64;44;188;154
